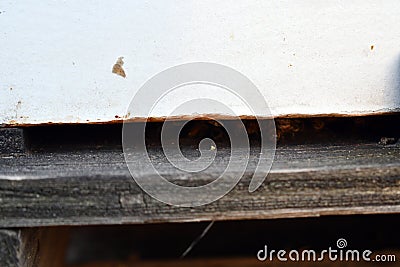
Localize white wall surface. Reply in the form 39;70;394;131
1;1;399;125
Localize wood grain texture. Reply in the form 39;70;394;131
0;142;399;227
0;128;25;155
0;229;20;267
0;228;69;267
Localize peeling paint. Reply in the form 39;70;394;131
124;112;131;119
112;57;126;78
15;101;22;119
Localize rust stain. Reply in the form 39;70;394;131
4;111;400;127
112;57;126;78
370;45;374;51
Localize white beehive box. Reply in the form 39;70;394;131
1;1;399;125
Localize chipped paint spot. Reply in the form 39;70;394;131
124;112;131;119
112;57;126;78
15;101;22;119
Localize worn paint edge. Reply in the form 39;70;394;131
2;109;400;128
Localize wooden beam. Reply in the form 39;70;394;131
0;142;399;227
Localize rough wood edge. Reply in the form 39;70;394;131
3;110;400;127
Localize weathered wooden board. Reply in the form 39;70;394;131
1;1;400;125
0;142;399;227
0;229;20;267
0;228;69;267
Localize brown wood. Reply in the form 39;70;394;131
68;253;400;267
22;228;69;267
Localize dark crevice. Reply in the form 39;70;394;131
18;115;400;153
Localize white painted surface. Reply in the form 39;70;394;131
1;1;399;125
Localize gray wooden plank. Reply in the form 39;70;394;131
0;143;399;227
0;229;20;267
0;228;40;267
0;128;25;155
